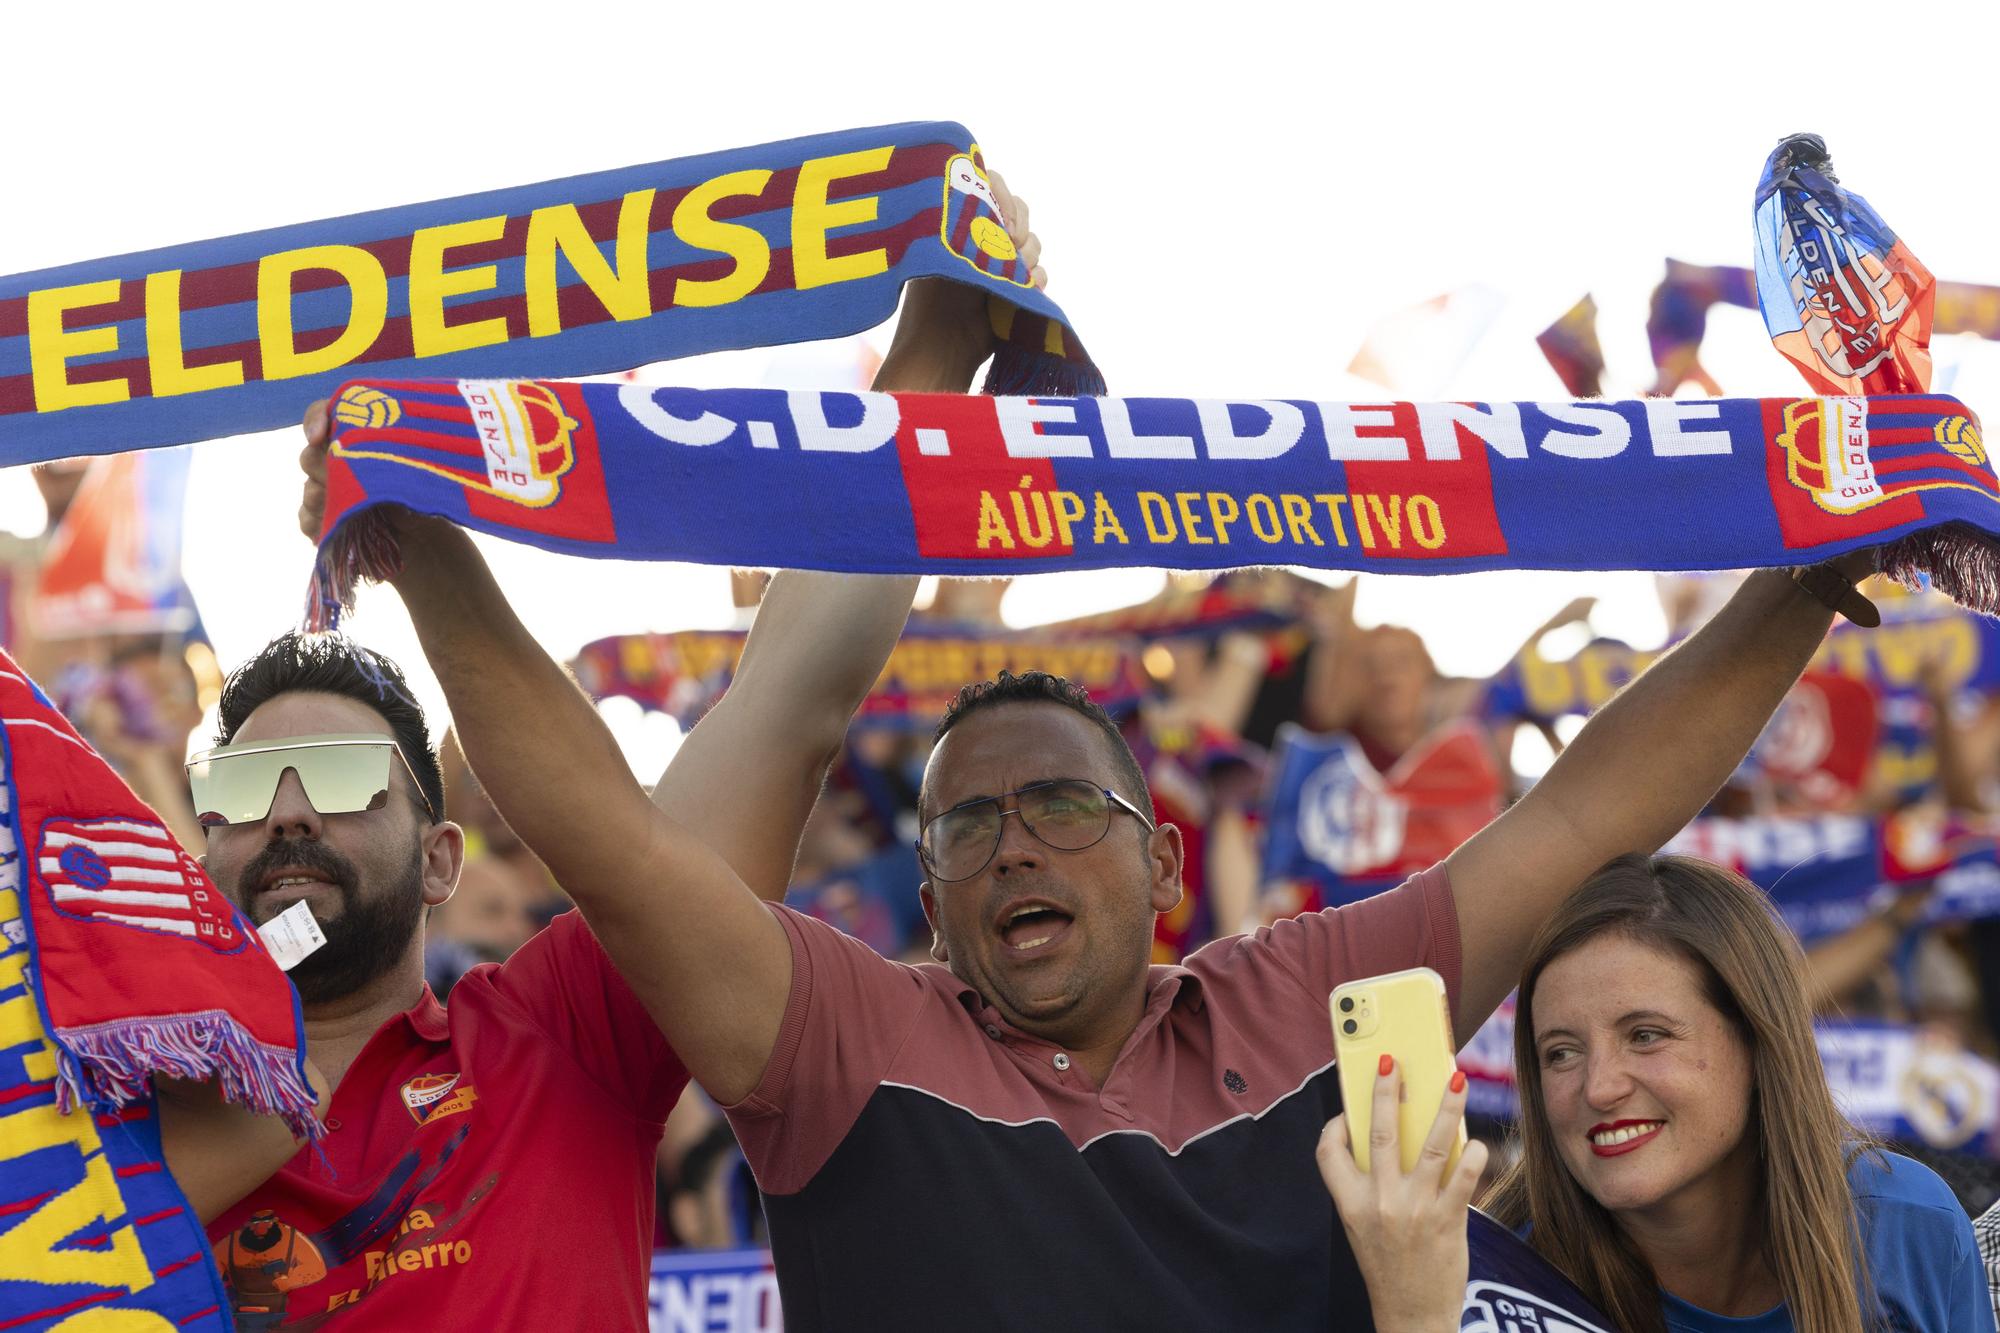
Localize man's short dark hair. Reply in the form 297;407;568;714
932;671;1151;814
216;632;446;824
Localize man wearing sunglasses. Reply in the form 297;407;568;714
201;183;1047;1329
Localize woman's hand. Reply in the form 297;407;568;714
1317;1056;1488;1333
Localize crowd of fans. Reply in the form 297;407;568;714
10;457;2000;1270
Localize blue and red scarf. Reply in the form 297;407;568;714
0;652;315;1331
306;381;1997;625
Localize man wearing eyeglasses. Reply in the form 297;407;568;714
198;184;1046;1329
291;212;1877;1329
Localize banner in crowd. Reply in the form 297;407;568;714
1258;721;1503;912
307;379;1998;626
573;623;1149;728
1464;1005;2000;1157
642;1226;1614;1333
1666;810;2000;942
0;122;1096;465
648;1248;780;1333
29;448;200;639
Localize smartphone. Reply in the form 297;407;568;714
1331;966;1464;1176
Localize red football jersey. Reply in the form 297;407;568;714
206;911;685;1329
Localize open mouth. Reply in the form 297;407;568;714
1588;1120;1664;1157
997;903;1075;954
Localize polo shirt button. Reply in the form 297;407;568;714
1053;1053;1071;1072
985;1025;1002;1039
325;1117;342;1131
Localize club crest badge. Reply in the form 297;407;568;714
332;381;579;509
401;1072;479;1125
941;151;1033;288
1777;397;1882;514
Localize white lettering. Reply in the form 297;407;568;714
1415;402;1525;460
789;390;898;453
619;385;735;446
1318;403;1408;460
1196;400;1305;460
1536;403;1630;459
1099;397;1196;459
996;397;1088;458
1646;399;1733;457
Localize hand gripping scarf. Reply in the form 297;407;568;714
0;651;316;1331
0;122;1094;468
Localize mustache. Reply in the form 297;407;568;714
237;836;360;900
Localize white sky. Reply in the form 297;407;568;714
5;0;1998;775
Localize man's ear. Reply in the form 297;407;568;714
1148;822;1185;917
420;821;466;908
919;882;949;964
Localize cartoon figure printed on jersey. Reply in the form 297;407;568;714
329;380;579;509
941;151;1033;287
216;1209;328;1331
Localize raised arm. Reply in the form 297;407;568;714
296;177;1048;1104
645;172;1045;899
1444;562;1868;1045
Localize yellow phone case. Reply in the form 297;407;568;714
1331;966;1464;1177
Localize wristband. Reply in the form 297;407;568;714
1790;564;1880;628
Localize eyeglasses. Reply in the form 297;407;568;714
186;732;436;828
918;778;1156;883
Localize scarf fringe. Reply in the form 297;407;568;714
53;1011;324;1145
1880;522;2000;617
304;508;405;634
983;345;1107;399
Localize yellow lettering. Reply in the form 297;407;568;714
143;270;244;397
405;1208;434;1231
1281;494;1324;546
46;1313;176;1331
1174;492;1212;544
1311;493;1351;546
792;147;892;290
409;216;511;356
1206;492;1240;544
673;170;775;308
1364;493;1403;549
1408;494;1446;549
1517;649;1574;718
455;1240;472;1263
1246;494;1284;543
976;491;1016;550
1010;479;1055;549
1138;492;1177;542
525;190;656;336
1091;492;1129;544
27;280;129;411
0;1113;154;1291
1050;491;1086;546
257;246;388;381
1351;492;1377;548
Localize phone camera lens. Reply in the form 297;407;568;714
1341;1018;1358;1035
1338;997;1354;1013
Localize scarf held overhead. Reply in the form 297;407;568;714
309;379;1999;624
0;123;1096;466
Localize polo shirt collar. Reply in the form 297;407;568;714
403;983;449;1041
946;962;1207;1040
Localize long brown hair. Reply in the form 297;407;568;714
1481;854;1874;1333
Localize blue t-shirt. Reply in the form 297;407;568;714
1662;1151;1987;1332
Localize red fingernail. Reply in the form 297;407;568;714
1378;1054;1393;1076
1450;1070;1467;1093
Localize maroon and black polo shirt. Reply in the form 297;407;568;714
728;866;1460;1330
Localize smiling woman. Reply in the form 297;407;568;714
1480;855;1988;1333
